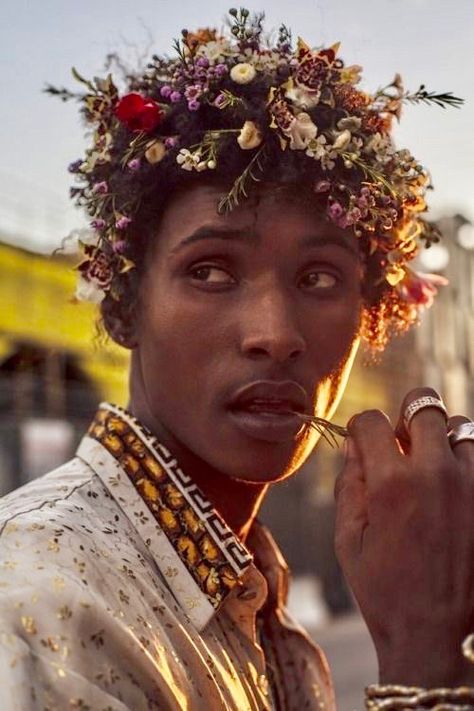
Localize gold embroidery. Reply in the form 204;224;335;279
89;407;247;609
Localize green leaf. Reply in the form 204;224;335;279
71;67;96;93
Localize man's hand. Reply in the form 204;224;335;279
334;387;474;687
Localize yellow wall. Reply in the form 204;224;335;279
0;241;129;405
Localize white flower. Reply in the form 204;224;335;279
62;228;98;254
145;140;166;164
285;84;321;110
176;149;200;171
237;121;263;150
230;62;256;85
176;148;208;172
197;39;230;64
306;135;337;171
75;275;106;304
306;134;328;160
337;116;362;132
333;129;352;151
284;112;318;150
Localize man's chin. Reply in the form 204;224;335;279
214;426;318;484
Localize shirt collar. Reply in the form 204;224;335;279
76;402;255;631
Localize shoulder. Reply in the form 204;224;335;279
0;456;95;531
0;456;141;611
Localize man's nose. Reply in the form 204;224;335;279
239;285;306;363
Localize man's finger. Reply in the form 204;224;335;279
395;387;451;464
347;409;402;491
335;437;368;563
447;415;474;469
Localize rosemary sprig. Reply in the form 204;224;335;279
172;37;189;66
218;146;266;213
292;411;348;448
404;86;464;109
43;84;81;102
341;152;398;197
215;90;244;110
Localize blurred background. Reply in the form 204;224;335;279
1;1;473;708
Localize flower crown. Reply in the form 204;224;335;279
48;8;462;346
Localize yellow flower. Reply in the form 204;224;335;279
230;62;256;85
145;140;166;164
237;121;263;150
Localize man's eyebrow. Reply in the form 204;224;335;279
301;233;359;256
169;225;254;255
169;225;359;256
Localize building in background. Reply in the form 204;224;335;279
0;240;129;493
415;215;474;417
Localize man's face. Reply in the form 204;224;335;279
133;183;363;482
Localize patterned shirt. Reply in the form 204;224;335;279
0;403;335;710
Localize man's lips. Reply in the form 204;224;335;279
227;379;309;414
225;380;309;443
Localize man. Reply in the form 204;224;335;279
1;9;473;710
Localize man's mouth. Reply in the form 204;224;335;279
226;381;309;442
230;398;302;415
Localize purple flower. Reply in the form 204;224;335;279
188;99;200;111
160;85;173;99
68;159;83;173
164;136;178;149
115;216;132;230
328;201;344;222
215;64;228;77
214;93;226;109
196;57;210;68
127;158;141;172
90;218;106;230
92;181;108;194
170;91;182;103
113;240;127;254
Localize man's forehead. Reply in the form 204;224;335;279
161;182;348;238
157;184;359;262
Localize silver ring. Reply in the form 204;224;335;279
462;633;474;663
448;421;474;447
403;396;447;431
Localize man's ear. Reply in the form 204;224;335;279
100;296;138;349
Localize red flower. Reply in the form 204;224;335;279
115;93;164;133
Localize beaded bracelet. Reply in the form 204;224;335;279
365;684;474;710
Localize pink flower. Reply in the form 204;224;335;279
184;85;203;101
328;201;344;221
92;181;108;194
398;268;448;308
115;215;132;230
127;158;141;171
164;136;178;149
90;218;106;230
314;180;331;193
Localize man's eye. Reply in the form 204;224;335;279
189;264;234;284
300;270;338;289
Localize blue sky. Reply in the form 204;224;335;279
0;0;472;252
